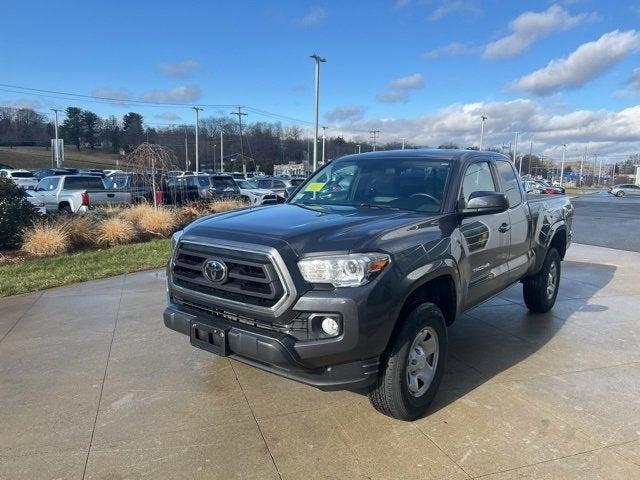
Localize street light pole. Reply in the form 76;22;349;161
370;130;380;151
560;144;567;187
220;130;224;172
321;126;327;166
356;144;361;154
401;137;406;150
479;115;487;150
310;53;326;173
192;107;203;172
230;106;248;175
51;108;61;168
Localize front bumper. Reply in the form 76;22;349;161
164;304;380;390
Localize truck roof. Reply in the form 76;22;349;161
340;148;510;163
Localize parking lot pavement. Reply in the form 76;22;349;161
572;191;640;252
1;245;640;479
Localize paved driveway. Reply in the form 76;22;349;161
1;243;640;479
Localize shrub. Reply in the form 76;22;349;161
64;216;95;249
119;204;154;224
138;207;177;238
97;218;136;246
0;178;36;249
21;222;69;257
210;199;249;213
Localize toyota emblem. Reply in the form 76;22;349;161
203;259;228;284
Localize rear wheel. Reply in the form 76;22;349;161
523;248;561;313
58;203;72;214
368;303;447;421
616;191;625;197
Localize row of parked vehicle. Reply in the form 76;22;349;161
521;178;566;195
0;164;308;215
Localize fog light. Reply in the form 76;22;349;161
321;317;340;336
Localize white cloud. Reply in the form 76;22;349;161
393;0;411;8
630;68;640;89
157;60;201;79
140;85;202;103
512;30;640;96
427;1;481;21
325;105;367;123
91;87;131;105
331;98;640;158
295;6;326;26
377;73;425;103
154;112;180;121
422;42;476;60
483;5;590;59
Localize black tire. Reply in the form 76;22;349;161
59;203;72;214
368;303;447;421
523;248;561;313
616;191;625;197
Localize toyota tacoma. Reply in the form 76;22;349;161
164;149;573;420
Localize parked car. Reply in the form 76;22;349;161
105;172;162;203
24;190;46;215
522;180;544;194
255;176;295;198
208;174;243;200
164;149;573;420
103;169;123;176
538;179;565;194
32;175;131;214
609;184;640;197
0;169;39;189
164;174;218;204
235;179;279;205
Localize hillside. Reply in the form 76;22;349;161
0;146;124;170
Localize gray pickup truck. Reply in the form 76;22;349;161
32;175;131;214
164;149;573;420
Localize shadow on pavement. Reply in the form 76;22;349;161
425;259;617;414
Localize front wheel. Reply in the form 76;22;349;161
368;303;447;421
523;248;561;313
616;191;625;197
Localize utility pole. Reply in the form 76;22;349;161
560;144;567;187
310;53;326;173
184;127;189;170
51;108;61;168
230;106;248;175
514;131;520;174
579;146;586;187
192;107;203;172
220;130;224;172
370;130;380;151
213;143;217;171
593;154;599;186
401;137;406;150
479;115;487;150
321;126;327;166
356;144;361;154
527;135;533;175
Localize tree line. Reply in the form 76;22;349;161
2;106;638;176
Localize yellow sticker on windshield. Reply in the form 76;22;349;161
305;182;325;192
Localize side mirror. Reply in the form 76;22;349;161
460;191;509;217
26;185;35;191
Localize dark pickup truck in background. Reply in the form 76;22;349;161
164;149;573;420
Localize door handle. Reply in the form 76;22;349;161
107;193;115;198
498;223;511;233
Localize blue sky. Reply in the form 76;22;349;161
2;0;640;158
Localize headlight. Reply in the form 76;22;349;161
298;253;390;287
171;230;183;253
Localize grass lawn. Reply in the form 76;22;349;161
0;238;170;297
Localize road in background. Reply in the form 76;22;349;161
571;191;640;252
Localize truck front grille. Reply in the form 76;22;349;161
171;242;286;308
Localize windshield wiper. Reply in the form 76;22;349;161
356;203;400;210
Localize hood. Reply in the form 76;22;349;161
183;203;440;255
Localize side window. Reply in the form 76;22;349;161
461;162;496;203
496;160;522;207
37;178;50;191
49;178;60;190
257;179;271;189
273;180;286;188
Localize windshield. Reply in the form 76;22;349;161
290;157;452;213
238;180;257;189
11;171;34;178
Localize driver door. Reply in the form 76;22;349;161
458;160;512;309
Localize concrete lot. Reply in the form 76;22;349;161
1;243;640;479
